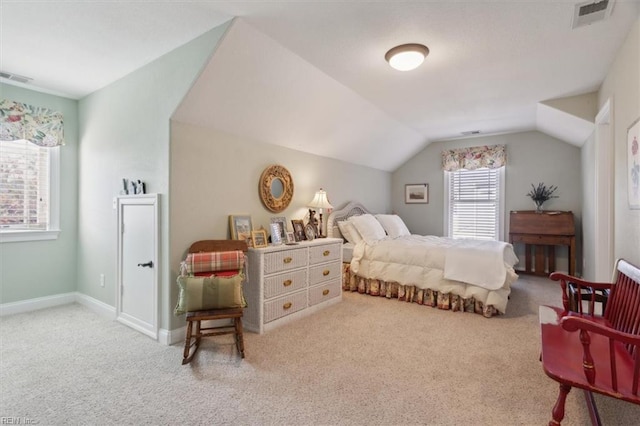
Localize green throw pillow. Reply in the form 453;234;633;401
174;273;246;316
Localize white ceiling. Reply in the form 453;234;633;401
2;1;639;171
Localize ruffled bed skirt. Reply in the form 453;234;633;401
341;263;498;318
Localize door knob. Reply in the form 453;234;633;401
137;261;153;268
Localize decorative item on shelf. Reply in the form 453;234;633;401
308;188;333;238
526;182;558;213
121;178;146;195
259;164;294;213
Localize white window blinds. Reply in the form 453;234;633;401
446;167;503;241
0;139;50;230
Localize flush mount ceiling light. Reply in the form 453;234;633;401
385;43;429;71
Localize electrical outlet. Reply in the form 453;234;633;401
100;273;105;287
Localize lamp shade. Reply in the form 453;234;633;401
385;43;429;71
308;188;333;210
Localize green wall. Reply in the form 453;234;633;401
0;84;79;303
76;22;230;330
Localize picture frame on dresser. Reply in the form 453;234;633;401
285;231;296;244
251;229;268;248
270;216;288;239
291;219;306;241
270;223;283;245
229;215;253;240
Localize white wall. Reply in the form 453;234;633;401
0;84;79;303
77;23;230;330
597;17;640;268
580;132;597;279
391;130;583;274
169;121;390;329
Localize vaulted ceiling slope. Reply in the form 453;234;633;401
3;1;639;171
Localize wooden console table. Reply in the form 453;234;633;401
509;210;576;276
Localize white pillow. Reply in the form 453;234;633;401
337;220;362;244
375;214;410;239
349;214;387;245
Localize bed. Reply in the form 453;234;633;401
327;201;519;317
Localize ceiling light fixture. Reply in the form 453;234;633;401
385;43;429;71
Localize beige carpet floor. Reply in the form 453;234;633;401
1;275;639;425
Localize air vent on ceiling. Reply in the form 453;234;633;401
461;130;481;136
572;0;615;29
0;71;33;84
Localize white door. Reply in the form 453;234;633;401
117;194;159;339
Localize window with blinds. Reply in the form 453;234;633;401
445;167;504;241
0;139;50;230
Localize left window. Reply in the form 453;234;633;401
0;139;60;242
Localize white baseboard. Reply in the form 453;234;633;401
0;292;77;316
1;292;183;346
75;292;116;319
160;325;186;346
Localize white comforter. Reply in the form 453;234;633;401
350;235;519;313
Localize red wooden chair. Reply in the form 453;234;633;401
541;259;640;425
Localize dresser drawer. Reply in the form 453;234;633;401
309;243;341;265
264;248;307;274
309;261;341;285
309;279;341;307
264;290;308;323
264;269;307;299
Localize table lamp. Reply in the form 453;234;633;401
308;188;333;238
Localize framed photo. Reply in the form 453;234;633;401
405;184;429;204
270;222;283;245
627;117;640;209
229;215;253;240
304;223;316;241
285;231;296;244
270;216;287;240
291;219;306;241
251;229;268;248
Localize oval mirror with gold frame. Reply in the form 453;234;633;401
259;165;294;213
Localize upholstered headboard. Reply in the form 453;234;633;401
326;201;371;239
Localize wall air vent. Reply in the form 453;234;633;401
572;0;615;29
0;71;33;84
461;130;481;136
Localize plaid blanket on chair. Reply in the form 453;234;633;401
185;251;245;276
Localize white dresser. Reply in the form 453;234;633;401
244;238;343;334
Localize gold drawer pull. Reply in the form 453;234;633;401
283;279;292;287
283;302;292;310
323;270;330;276
283;257;292;264
323;250;330;256
322;289;330;296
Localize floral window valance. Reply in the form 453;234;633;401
0;99;64;147
442;144;506;171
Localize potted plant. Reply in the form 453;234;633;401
527;182;558;212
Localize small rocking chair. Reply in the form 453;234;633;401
177;240;248;364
